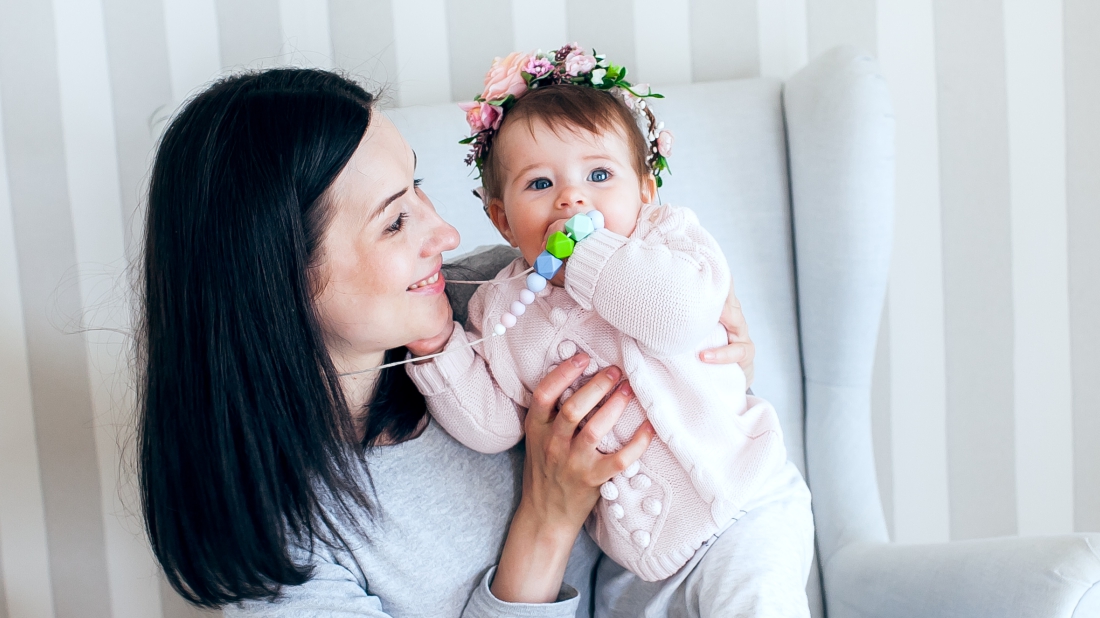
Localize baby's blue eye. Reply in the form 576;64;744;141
529;178;552;190
589;169;610;182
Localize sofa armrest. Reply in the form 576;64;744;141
826;535;1100;618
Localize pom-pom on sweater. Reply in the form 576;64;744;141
407;203;786;581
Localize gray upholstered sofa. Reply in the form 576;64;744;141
388;46;1100;618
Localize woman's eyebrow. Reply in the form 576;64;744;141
370;187;408;221
369;151;418;222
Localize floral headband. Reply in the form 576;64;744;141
458;43;674;188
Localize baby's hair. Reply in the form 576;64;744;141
480;84;651;202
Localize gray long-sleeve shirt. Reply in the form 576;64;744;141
224;418;601;617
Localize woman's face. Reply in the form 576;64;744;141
314;114;460;372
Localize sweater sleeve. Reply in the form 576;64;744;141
224;552;581;618
563;204;731;357
463;568;581;617
406;286;526;455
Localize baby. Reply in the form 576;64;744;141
408;46;788;582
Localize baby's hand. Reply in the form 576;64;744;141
542;219;569;246
407;318;455;361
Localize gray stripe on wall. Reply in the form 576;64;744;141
0;535;7;618
216;0;283;69
1065;0;1100;534
933;0;1017;540
871;300;893;540
328;0;398;90
102;0;175;255
446;0;514;103
0;1;113;616
567;0;635;75
688;0;759;81
807;0;876;60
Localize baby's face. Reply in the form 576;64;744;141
487;118;654;276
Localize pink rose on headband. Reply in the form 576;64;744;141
459;101;484;132
459;101;503;132
480;103;503;130
657;130;674;157
524;57;554;78
564;49;597;76
482;52;529;102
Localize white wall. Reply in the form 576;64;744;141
0;1;1096;616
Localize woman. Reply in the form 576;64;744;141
138;68;758;616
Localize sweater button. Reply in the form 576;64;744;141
549;307;568;326
643;497;662;516
600;481;619;501
631;530;651;548
610;503;624;519
631;474;652;490
557;340;577;360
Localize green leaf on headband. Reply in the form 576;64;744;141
656;175;663;188
647;93;665;99
459;137;475;144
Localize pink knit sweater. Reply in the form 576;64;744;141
407;203;786;581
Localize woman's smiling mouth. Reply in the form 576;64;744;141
408;272;439;289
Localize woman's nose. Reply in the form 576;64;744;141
423;213;460;257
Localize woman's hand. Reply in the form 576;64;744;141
491;354;654;603
699;277;756;387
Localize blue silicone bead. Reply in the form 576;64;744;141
586;210;605;230
533;251;563;280
526;272;548;292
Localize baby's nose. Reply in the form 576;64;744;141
557;186;587;209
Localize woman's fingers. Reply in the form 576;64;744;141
699;341;752;364
551;365;622;442
528;353;589;426
700;275;756;387
575;381;633;450
592;420;655;481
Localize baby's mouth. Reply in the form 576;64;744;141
408;272;440;290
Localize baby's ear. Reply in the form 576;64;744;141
641;174;659;204
486;198;518;248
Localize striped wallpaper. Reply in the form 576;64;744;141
0;1;1096;617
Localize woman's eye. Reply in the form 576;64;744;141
588;169;610;182
528;178;552;191
386;212;408;234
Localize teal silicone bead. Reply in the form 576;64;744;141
526;272;547;292
586;210;605;230
533;251;563;280
545;231;575;259
565;214;595;242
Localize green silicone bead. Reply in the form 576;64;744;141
565;214;595;242
545;231;575;259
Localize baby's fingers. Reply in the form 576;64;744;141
593;420;655;482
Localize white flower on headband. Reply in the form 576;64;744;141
564;49;597;76
458;43;672;187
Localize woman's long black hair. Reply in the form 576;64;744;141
137;69;426;608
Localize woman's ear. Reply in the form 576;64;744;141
487;198;518;247
641;174;659;204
